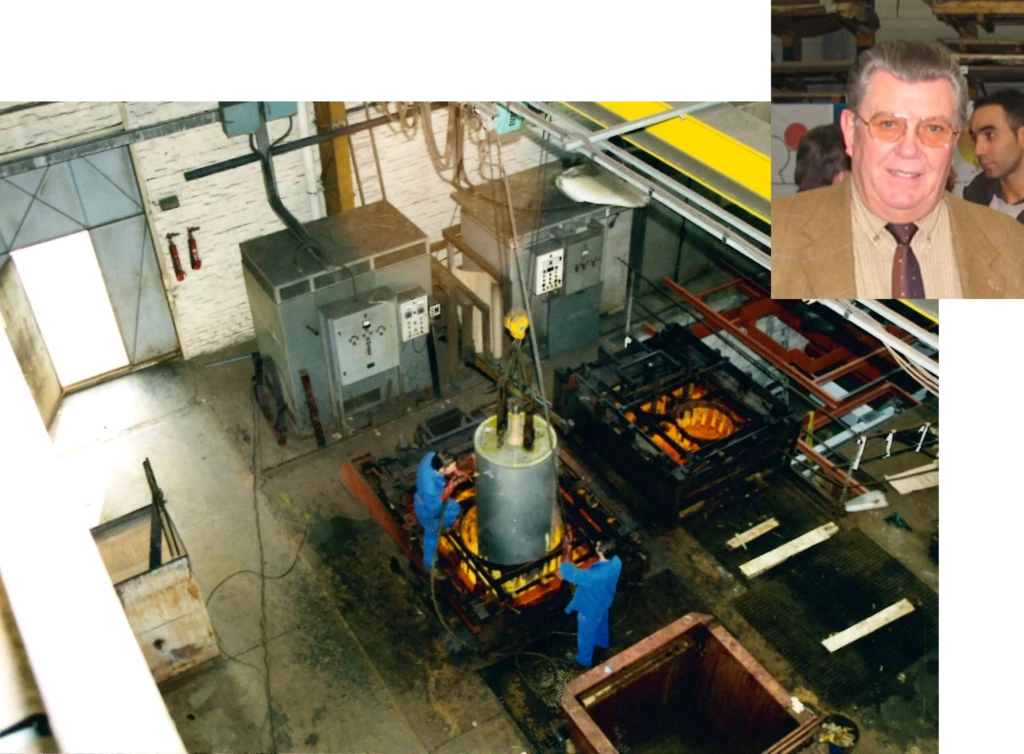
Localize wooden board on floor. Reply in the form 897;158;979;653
726;518;780;550
822;598;916;653
886;461;939;495
740;523;839;578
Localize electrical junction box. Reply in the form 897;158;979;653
220;102;299;138
534;246;564;295
494;104;524;135
474;103;524;135
398;286;429;342
320;288;399;388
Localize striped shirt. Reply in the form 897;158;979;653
851;186;963;299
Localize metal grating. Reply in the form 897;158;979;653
681;470;834;575
733;529;939;708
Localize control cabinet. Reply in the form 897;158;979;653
534;246;564;295
399;287;429;342
555;221;605;295
320;289;399;388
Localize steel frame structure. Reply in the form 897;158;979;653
494;102;939;381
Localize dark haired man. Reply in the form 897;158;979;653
414;451;466;569
795;123;851;192
967;89;1024;224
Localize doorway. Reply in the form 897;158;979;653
11;232;129;387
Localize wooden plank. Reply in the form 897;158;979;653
885;461;939;482
740;523;839;578
885;461;939;493
933;1;1024;14
822;599;916;653
726;518;780;550
889;471;939;495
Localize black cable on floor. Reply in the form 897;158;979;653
204;526;309;606
250;390;277;753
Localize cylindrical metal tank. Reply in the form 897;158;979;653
473;412;560;566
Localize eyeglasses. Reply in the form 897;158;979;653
854;111;960;148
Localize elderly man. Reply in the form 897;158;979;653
772;41;1024;300
965;89;1024;224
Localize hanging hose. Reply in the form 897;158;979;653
429;498;463;645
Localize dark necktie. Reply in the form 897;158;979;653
885;223;925;299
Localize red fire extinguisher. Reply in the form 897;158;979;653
166;232;185;282
187;226;202;270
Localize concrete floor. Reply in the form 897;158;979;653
50;338;939;754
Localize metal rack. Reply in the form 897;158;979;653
771;1;880;61
928;0;1024;37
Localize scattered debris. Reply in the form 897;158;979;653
819;721;856;746
884;512;913;532
791;697;805;713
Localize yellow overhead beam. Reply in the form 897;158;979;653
900;300;939;324
561;101;770;224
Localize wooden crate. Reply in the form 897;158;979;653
92;506;219;684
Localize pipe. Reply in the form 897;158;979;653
855;298;939;351
523;102;771;250
295;102;325;220
252;117;326;268
563;101;722;150
815;299;939;378
184;102;449;182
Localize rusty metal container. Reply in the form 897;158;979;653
560;613;818;754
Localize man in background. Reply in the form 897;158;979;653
560;537;622;668
772;41;1024;299
966;89;1024;223
795;123;851;192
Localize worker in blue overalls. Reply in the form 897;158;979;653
560;536;623;667
414;450;466;570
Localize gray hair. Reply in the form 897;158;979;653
847;41;969;127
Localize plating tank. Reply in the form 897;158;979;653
473;411;561;565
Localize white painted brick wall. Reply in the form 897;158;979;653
1;102;561;360
126;103;322;359
0;102;122;157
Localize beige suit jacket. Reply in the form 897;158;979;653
771;179;1024;299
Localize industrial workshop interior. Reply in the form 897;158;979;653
0;2;979;738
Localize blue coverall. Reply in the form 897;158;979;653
414;452;460;569
560;555;623;667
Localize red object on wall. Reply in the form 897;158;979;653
784;122;809;151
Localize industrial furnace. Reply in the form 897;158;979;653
450;163;635;359
240;201;435;437
340;406;647;653
554;323;799;524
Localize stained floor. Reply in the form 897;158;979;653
50;340;939;754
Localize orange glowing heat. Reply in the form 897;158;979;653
436;494;566;608
624;384;742;465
